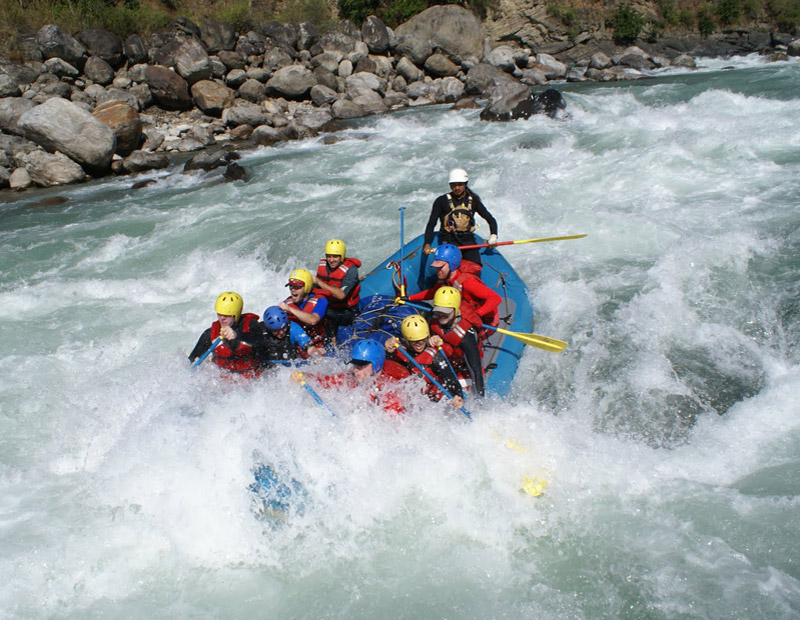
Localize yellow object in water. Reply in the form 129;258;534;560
520;476;549;497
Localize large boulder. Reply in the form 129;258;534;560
22;149;86;187
393;35;433;67
92;101;142;156
36;24;88;69
394;6;484;64
481;85;566;121
124;34;148;65
19;98;115;174
75;29;124;68
0;97;36;136
479;79;531;121
201;20;237;53
122;150;170;173
191;80;235;116
464;63;515;96
222;101;269;127
83;56;115;85
175;38;212;85
265;65;317;99
145;65;192;110
362;16;390;55
424;53;459;78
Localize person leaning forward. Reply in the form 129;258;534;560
422;168;498;267
313;238;361;344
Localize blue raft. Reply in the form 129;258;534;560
340;233;534;397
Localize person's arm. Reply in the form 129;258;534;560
431;349;464;398
407;287;434;302
471;192;498;237
423;196;445;253
188;328;213;362
283;297;327;326
462;277;502;320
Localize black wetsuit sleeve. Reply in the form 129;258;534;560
460;330;485;397
432;350;464;398
424;195;448;245
188;328;213;363
340;266;359;294
470;192;498;236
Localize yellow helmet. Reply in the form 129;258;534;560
324;239;346;258
433;286;461;311
215;291;243;321
401;314;430;342
286;268;313;294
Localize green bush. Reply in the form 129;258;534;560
717;0;742;24
338;0;381;25
216;0;258;32
766;0;800;32
278;0;337;29
383;0;427;27
610;4;646;44
697;4;716;34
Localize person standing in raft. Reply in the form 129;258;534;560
257;306;324;368
292;339;410;415
312;239;361;344
428;286;486;397
384;314;465;410
279;268;328;348
422;168;499;268
188;291;263;377
407;244;501;331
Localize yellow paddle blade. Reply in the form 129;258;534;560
513;233;587;245
493;327;568;353
521;476;549;497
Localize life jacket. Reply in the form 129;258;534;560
284;294;327;346
431;307;483;359
260;327;302;363
443;192;475;234
447;269;500;328
395;345;446;402
315;257;362;309
210;313;260;374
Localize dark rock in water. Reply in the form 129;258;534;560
511;89;566;120
223;162;249;182
31;195;69;207
184;149;237;172
131;178;157;190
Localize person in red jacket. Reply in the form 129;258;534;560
408;243;501;330
384;314;465;410
279;268;328;347
188;291;263;377
313;239;361;344
427;286;486;397
292;339;409;415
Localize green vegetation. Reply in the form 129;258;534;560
717;0;742;24
610;4;646;44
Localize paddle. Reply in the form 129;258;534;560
395;299;567;354
481;324;567;353
397;345;472;419
191;337;223;367
398;206;407;297
458;233;587;251
296;372;337;417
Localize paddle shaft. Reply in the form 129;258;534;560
458;233;587;251
398;206;407;297
297;372;337;417
397;345;471;419
192;337;222;367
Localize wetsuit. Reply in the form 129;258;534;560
424;189;498;266
391;345;464;402
257;322;312;367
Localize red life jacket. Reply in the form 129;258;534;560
315;257;362;309
209;313;260;375
430;306;483;359
284;294;327;346
395;345;447;401
447;269;500;328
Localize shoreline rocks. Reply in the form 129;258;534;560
1;8;798;193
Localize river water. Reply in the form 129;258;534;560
2;55;799;619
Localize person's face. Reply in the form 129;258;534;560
271;326;287;339
288;284;305;303
433;261;451;281
326;254;343;270
433;309;454;326
217;313;235;327
449;181;467;198
408;338;427;353
352;362;374;383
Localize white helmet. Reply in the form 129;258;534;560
448;168;469;184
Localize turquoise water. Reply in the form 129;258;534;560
2;55;800;618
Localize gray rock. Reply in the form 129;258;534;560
672;54;696;68
337;59;353;79
312;51;344;73
484;45;517;72
331;99;364;119
129;83;154;110
225;69;247;88
394;6;484;65
238;78;267;103
9;167;32;190
191;80;235;116
75;29;124;68
479;79;530;121
141;131;164;152
589;52;612;70
424;53;459;78
317;32;359;55
175;38;212;85
393;35;433;67
362;16;390;55
37;25;88;70
265;65;317;99
23;149;86;186
222;101;268;127
518;68;547;86
532;54;568;79
0;98;37;136
124;34;148;65
97;87;139;110
295;107;333;129
252;124;287;146
246;66;271;82
435;76;465;103
217;50;245;71
190;125;216;147
313;66;338;91
0;166;9;189
145;65;192;110
44;57;79;78
396;57;423;83
83;56;115;85
310;84;338;106
201;20;237;53
261;22;298;48
296;22;319;51
263;48;294;73
351;90;388;115
93;100;142;156
122;150;170;173
19;97;115;174
0;73;22;98
464;63;512;95
406;79;434;99
344;71;384;97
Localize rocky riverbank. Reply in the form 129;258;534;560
1;5;798;194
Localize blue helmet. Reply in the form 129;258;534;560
432;244;461;272
263;306;288;331
349;338;386;372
